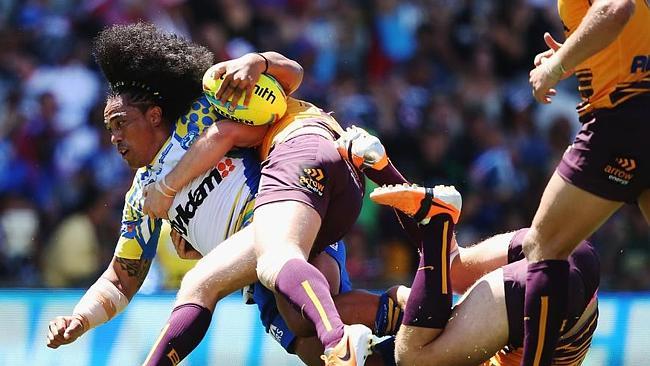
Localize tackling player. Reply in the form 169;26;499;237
370;184;599;366
138;30;397;366
45;23;391;366
523;1;649;364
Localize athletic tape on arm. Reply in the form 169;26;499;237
72;277;130;331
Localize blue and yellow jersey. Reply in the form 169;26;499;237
558;0;650;112
115;96;260;260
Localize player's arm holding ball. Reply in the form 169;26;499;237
46;256;151;348
213;51;302;109
143;52;301;219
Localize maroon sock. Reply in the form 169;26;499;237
402;214;454;328
521;260;569;366
275;258;345;349
364;159;409;186
143;303;212;366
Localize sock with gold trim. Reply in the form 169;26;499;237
521;260;569;366
143;303;212;366
402;214;454;329
275;258;345;349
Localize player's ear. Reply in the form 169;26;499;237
146;105;163;127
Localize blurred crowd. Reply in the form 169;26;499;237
0;0;647;291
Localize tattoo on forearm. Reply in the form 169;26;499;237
115;257;152;285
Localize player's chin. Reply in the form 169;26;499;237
124;154;144;169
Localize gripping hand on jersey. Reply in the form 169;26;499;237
530;32;571;104
171;229;202;260
212;53;266;112
142;179;174;220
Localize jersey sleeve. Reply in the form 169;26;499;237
114;175;164;260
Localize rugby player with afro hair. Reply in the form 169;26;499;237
47;22;404;366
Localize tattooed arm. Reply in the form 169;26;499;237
110;256;153;299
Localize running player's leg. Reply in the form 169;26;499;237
520;95;650;365
143;226;257;366
521;172;620;365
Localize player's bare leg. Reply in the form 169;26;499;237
143;226;258;366
520;172;621;365
397;269;509;365
254;200;378;366
449;232;515;293
637;189;650;224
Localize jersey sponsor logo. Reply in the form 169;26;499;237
216;158;236;178
630;55;650;73
603;157;637;185
299;168;326;197
170;168;223;236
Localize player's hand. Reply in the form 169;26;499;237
211;53;266;112
529;61;560;104
46;315;86;349
533;32;572;79
142;182;173;220
171;229;202;260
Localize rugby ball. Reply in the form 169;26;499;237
202;65;287;126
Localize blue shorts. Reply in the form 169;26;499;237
252;240;352;352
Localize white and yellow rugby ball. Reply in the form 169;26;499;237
202;65;287;126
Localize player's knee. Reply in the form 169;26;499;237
176;267;224;308
522;227;572;261
256;249;304;290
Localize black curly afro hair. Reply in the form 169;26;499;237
93;22;214;124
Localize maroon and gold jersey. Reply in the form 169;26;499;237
558;0;650;113
258;97;343;160
482;298;598;366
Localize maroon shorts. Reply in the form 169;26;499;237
503;229;600;349
254;132;364;253
557;94;650;203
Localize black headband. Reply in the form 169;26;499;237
110;80;163;100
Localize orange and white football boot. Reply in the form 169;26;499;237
370;184;462;224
